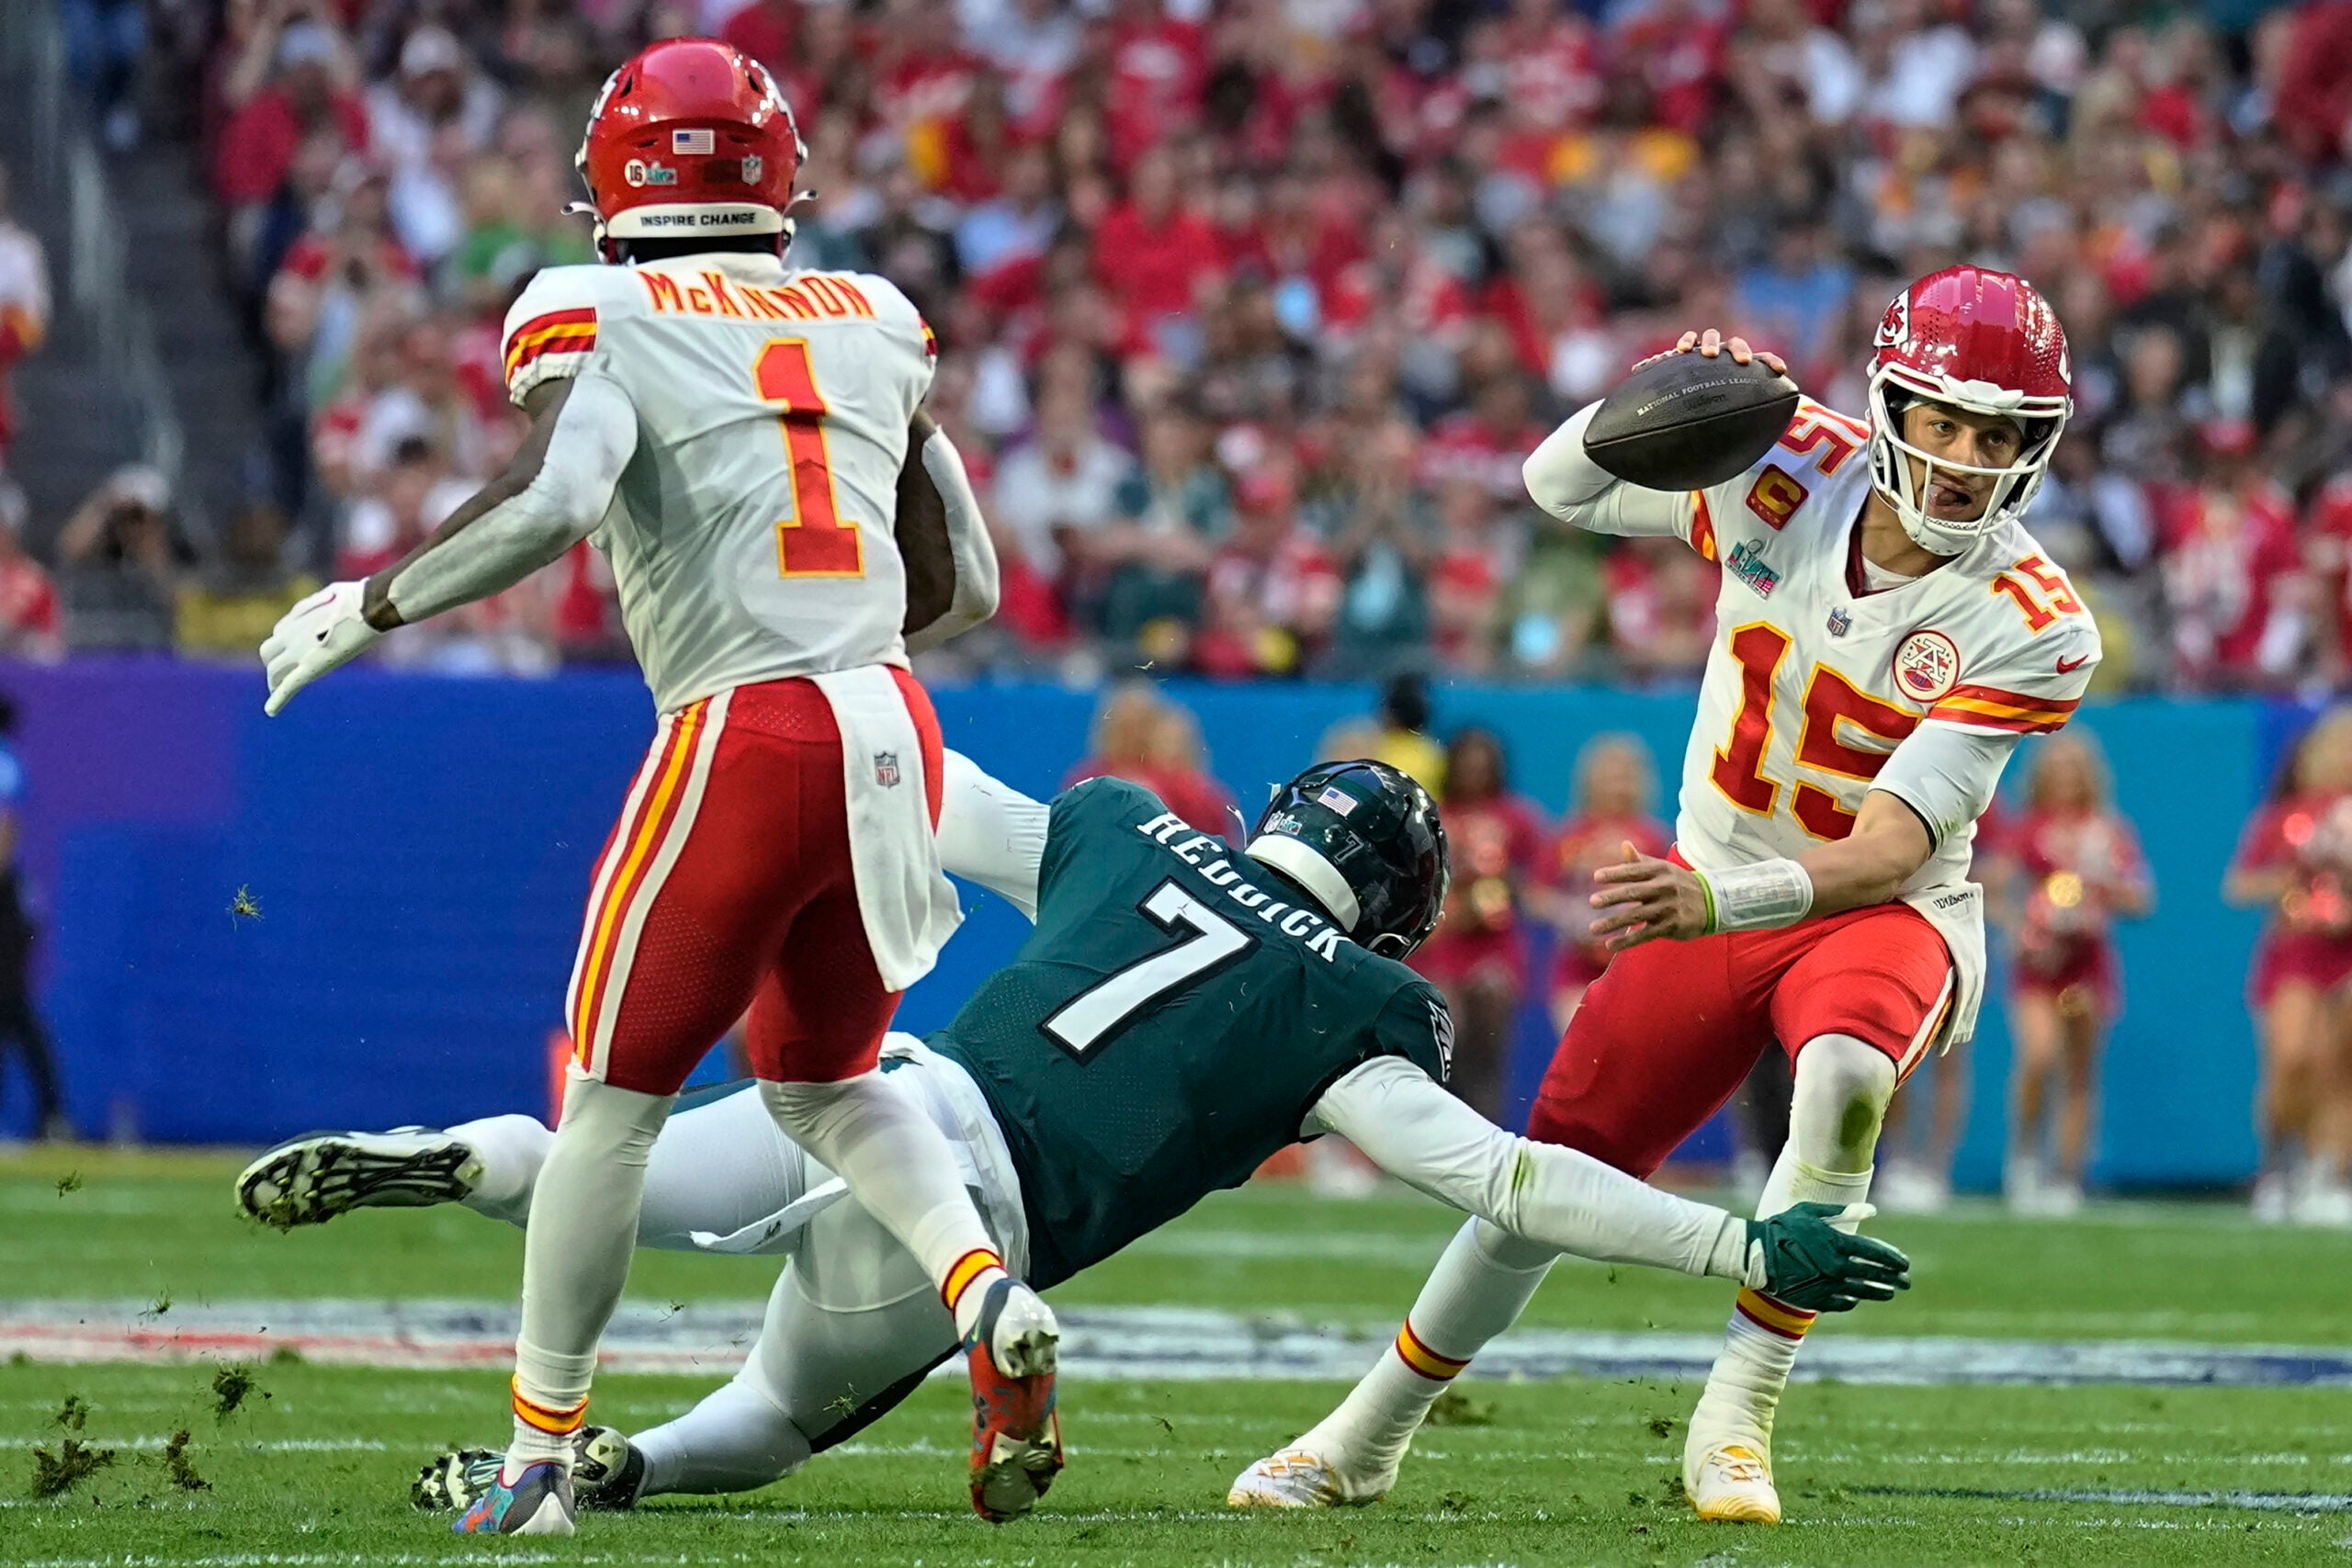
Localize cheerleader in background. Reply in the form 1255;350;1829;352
1996;731;2154;1216
1410;728;1545;1121
1539;735;1669;1034
2225;708;2352;1226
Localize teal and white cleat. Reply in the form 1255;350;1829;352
236;1129;482;1228
416;1427;644;1515
450;1460;574;1535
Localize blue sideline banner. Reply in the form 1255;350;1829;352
5;659;2281;1188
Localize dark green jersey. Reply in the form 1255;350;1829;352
931;778;1453;1289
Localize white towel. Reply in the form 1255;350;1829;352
687;1177;848;1255
811;665;961;991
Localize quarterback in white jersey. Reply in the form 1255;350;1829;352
256;39;1058;1536
1233;266;2096;1525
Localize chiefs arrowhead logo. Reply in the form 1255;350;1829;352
1893;629;1961;701
1874;289;1912;350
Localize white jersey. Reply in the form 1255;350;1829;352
501;253;935;715
1664;398;2100;1043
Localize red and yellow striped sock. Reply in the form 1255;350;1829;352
505;1377;588;1476
943;1247;1007;1337
512;1377;589;1436
1732;1288;1817;1343
1391;1317;1472;1382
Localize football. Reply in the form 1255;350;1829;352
1583;350;1803;491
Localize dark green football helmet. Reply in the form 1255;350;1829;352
1247;760;1449;959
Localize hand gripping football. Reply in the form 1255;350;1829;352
1583;351;1802;491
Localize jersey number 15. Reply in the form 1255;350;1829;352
1711;622;1920;840
754;338;865;580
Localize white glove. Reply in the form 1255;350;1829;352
260;580;380;716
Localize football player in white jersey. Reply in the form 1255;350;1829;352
1232;266;2098;1523
256;39;1056;1536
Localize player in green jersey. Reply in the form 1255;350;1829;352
240;750;1908;1514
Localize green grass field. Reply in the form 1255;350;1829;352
6;1147;2352;1566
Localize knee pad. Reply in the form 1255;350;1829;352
1792;1033;1895;1164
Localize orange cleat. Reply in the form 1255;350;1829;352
963;1277;1062;1521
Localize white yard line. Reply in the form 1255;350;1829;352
2;1300;2350;1388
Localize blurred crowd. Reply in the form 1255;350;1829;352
11;0;2352;687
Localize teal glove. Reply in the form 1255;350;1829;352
1743;1201;1912;1314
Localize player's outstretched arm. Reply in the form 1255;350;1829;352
1306;1055;1908;1309
258;377;637;715
901;413;1001;655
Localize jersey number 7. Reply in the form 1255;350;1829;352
754;338;865;579
1042;882;1252;1056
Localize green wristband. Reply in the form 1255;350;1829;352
1695;870;1718;935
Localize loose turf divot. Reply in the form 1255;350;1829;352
1426;1389;1495;1427
29;1435;114;1497
211;1364;263;1419
160;1428;210;1491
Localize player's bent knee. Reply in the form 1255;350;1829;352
1472;1215;1560;1273
1792;1033;1896;1149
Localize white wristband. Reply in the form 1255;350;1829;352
1697;858;1814;933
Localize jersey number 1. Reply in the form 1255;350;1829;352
753;338;864;579
1041;881;1251;1056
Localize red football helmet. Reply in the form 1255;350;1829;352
574;38;807;263
1865;265;2074;555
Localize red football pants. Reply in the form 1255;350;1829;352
564;670;944;1095
1527;903;1954;1178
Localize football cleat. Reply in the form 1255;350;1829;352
1227;1446;1388;1508
237;1128;482;1228
449;1459;574;1535
965;1277;1063;1522
415;1427;644;1515
1685;1439;1781;1524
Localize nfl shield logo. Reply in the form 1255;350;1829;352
1827;605;1852;637
873;751;901;788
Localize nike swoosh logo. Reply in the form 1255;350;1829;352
2055;654;2089;673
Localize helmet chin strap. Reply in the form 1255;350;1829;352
1881;456;1989;558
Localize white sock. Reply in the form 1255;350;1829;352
1690;1035;1885;1461
503;1073;672;1477
759;1074;1008;1339
633;1374;814;1497
447;1113;551;1225
1310;1219;1555;1478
